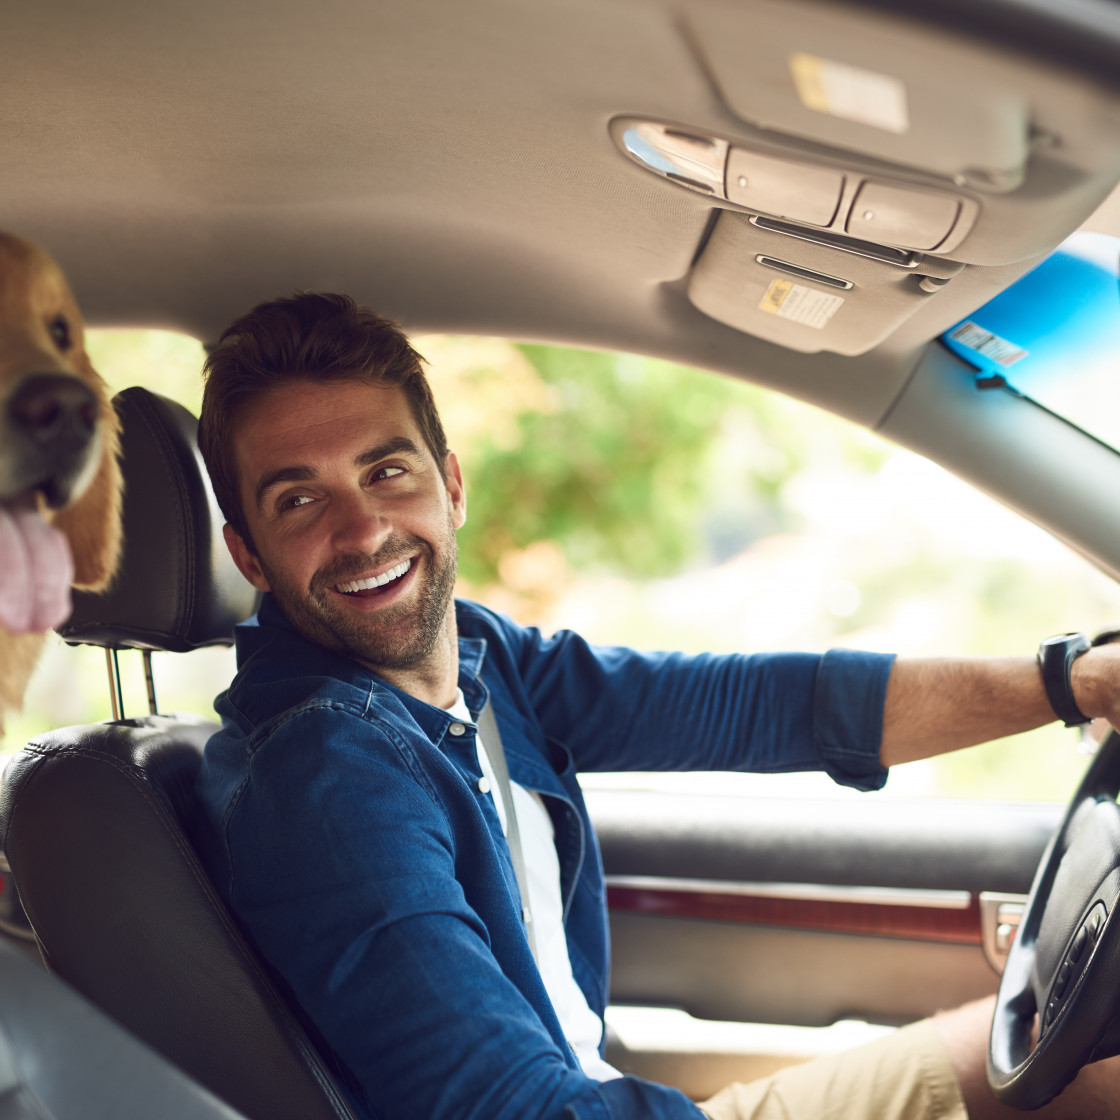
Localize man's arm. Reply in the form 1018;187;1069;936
880;643;1120;768
486;604;893;789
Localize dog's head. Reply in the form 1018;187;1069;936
0;233;122;638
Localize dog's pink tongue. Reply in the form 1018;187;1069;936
0;506;75;634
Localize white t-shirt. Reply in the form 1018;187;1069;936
447;691;621;1082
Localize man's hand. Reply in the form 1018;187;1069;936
878;644;1120;769
1072;640;1120;730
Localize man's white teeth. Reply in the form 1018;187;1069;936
337;559;411;594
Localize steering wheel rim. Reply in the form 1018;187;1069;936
988;729;1120;1109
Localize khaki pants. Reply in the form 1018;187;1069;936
699;1019;966;1120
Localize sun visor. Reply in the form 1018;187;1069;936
685;0;1032;192
689;210;963;355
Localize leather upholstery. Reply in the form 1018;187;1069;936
0;389;357;1120
0;716;356;1120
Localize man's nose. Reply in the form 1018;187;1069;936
329;489;392;553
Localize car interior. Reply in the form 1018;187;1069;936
4;0;1120;1115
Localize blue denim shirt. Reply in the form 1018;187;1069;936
196;595;893;1120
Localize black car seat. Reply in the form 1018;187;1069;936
0;388;359;1120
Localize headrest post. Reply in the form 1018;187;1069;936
105;649;124;722
143;651;159;717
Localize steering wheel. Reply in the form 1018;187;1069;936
988;728;1120;1109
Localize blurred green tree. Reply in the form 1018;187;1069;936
458;345;724;586
442;342;889;595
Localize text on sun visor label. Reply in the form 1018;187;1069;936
948;321;1029;367
789;52;909;135
759;279;844;329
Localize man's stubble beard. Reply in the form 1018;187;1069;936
259;514;459;673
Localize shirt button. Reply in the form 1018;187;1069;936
448;722;466;737
477;776;491;794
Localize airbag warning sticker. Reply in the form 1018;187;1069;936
948;321;1028;367
760;279;844;329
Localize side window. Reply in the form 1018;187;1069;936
426;339;1120;805
12;331;1120;806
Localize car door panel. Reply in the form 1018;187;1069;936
589;789;1061;1097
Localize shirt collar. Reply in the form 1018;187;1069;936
246;592;491;725
456;634;489;717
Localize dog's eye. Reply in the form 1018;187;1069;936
49;314;72;352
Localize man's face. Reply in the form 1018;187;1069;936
224;378;466;675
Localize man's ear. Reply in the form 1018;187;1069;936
223;523;272;592
444;450;466;530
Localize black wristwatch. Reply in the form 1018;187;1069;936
1037;632;1092;727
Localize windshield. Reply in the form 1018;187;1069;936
941;231;1120;451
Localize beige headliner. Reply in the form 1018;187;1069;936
5;0;1120;571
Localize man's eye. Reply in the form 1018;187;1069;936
372;466;406;481
279;493;315;511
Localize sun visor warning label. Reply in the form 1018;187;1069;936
789;52;909;134
759;279;844;329
948;321;1029;367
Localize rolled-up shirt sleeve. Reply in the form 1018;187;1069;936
491;614;895;790
812;648;894;791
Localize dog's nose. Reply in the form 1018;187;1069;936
5;373;101;507
8;372;98;448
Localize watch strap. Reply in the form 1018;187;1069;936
1037;632;1092;727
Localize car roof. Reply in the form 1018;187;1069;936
7;0;1120;573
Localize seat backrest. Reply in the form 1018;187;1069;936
0;388;358;1120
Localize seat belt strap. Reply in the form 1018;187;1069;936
477;703;539;965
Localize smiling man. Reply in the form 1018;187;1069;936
195;292;1120;1120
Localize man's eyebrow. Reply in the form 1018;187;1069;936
354;437;425;468
255;465;315;511
254;438;427;511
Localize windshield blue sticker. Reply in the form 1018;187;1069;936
947;321;1029;368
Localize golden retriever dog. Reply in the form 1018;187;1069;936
0;233;122;731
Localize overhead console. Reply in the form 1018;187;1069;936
613;0;1120;355
616;119;978;255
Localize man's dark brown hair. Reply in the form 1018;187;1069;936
199;292;449;550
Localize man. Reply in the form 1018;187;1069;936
195;291;1120;1120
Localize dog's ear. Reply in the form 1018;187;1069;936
51;357;123;590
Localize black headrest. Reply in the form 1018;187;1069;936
59;388;257;651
